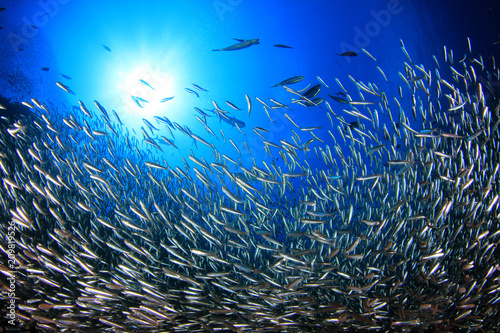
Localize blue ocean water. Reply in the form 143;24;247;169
0;1;499;330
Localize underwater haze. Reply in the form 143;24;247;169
1;0;500;332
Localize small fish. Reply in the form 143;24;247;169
131;96;149;108
112;110;123;125
78;100;92;117
219;113;246;128
345;121;359;131
191;134;214;149
139;79;155;90
336;51;358;57
134;96;148;104
272;75;304;87
302;97;323;107
185;88;199;98
163;117;175;128
302;84;321;99
225;101;241;111
328;94;349;104
246;95;252;116
350;100;375;106
131;97;142;108
161;136;178;149
143;118;159;132
160;97;174;103
41;67;50;71
273;44;293;49
316;76;330;88
192;84;208;92
213;39;260;51
362;48;379;63
153;116;172;127
194;107;213;117
56;82;74;95
94;100;109;118
102;44;111;52
60;73;72;80
0;7;5;12
2;36;498;332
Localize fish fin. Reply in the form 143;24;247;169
232;38;245;42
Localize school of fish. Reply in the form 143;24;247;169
0;38;499;332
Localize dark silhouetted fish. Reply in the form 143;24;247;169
192;84;208;92
336;51;358;56
213;39;260;51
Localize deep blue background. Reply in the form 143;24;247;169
0;0;498;172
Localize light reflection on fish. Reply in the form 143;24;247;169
139;79;155;90
160;96;174;103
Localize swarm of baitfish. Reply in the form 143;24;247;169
0;38;499;332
